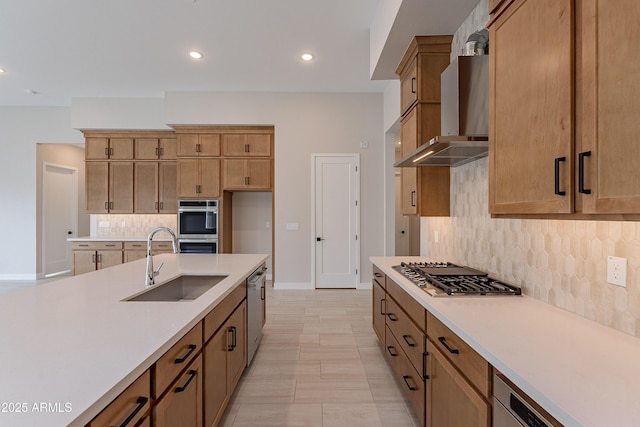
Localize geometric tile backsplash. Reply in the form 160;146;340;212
426;157;640;337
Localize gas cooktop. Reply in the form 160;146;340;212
393;262;522;297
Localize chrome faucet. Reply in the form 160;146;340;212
145;227;179;287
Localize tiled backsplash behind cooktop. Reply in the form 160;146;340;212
427;157;640;337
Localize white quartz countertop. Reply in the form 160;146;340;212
0;253;267;427
371;256;640;427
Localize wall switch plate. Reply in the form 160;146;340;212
99;221;110;228
359;140;369;149
286;223;299;231
607;256;627;287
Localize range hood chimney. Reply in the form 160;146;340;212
395;32;489;168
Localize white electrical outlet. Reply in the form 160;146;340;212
434;230;439;243
607;256;627;287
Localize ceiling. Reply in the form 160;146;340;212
0;0;480;107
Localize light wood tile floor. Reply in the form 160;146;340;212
220;287;420;427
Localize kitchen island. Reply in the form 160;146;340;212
372;256;640;427
0;253;266;427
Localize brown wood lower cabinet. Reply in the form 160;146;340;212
87;370;151;427
204;299;247;427
427;341;490;427
71;241;123;275
372;279;386;345
154;354;203;427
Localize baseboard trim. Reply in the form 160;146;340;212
273;282;314;290
0;273;38;281
357;282;372;290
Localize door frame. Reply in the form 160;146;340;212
42;161;78;277
310;153;360;289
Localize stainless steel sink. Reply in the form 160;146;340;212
124;275;228;302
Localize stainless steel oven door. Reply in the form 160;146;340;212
178;201;218;239
178;239;218;254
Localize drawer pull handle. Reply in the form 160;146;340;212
379;298;385;316
386;346;398;357
411;77;416;94
118;396;148;427
374;272;382;278
386;313;397;322
438;336;459;354
402;375;417;391
402;335;416;347
261;285;266;301
174;369;198;393
228;326;237;351
174;344;197;364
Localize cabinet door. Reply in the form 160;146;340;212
97;250;122;270
198;134;221;156
159;138;177;160
400;108;418;215
489;0;573;214
204;323;230;427
400;56;418;116
427;343;490;427
109;162;134;213
246;159;272;190
87;370;151;427
134;162;159;213
134;138;160;160
177;135;200;157
223;159;247;189
228;301;247;389
199;158;221;198
159;162;177;213
72;251;96;275
85;138;110;160
86;162;109;213
580;0;640;213
124;250;146;263
109;138;134;159
372;280;386;345
154;354;203;427
177;158;200;199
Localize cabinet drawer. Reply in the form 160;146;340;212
71;241;123;250
372;265;385;289
154;354;203;427
426;312;490;397
204;282;247;342
385;297;426;376
154;322;203;398
124;241;176;252
386;278;426;331
385;326;425;426
88;370;150;427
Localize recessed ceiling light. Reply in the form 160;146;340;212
189;51;203;59
301;53;314;61
0;68;5;73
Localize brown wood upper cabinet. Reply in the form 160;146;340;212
396;36;452;217
177;134;221;157
134;137;177;160
85;137;134;160
489;0;640;217
223;134;272;157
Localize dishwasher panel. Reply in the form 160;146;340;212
246;266;265;365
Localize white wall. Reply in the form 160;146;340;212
68;92;385;287
0;107;83;279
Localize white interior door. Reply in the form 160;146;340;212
313;154;359;288
43;163;77;276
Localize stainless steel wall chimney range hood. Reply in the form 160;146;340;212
395;55;488;168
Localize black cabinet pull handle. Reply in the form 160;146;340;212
374;273;382;278
554;157;566;196
422;351;429;380
411;77;416;94
402;335;416;347
155;147;159;156
261;285;265;301
578;151;592;194
438;336;459;354
228;326;237;351
410;190;416;207
174;344;197;364
379;298;385;316
110;147;114;156
386;313;398;322
174;369;197;393
105;147;109;157
403;375;417;391
386;346;398;357
118;396;148;427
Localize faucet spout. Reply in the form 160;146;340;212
145;227;179;287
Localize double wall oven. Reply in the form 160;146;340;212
177;200;218;253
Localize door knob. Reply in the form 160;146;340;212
68;231;73;235
316;237;325;242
